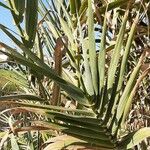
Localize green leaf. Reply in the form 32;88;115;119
0;94;45;102
11;134;20;150
57;0;73;29
70;0;76;14
25;0;38;48
88;0;98;96
121;67;150;126
4;101;95;116
81;38;94;96
107;8;129;99
9;107;97;126
100;7;129;123
103;12;140;126
0;41;90;106
59;17;76;58
79;0;87;16
0;2;11;10
46;20;59;39
70;0;81;15
98;9;107;113
38;121;109;140
99;0;128;14
0;132;6;138
7;0;25;24
111;12;139;118
118;127;150;149
32;121;114;148
44;135;86;150
112;51;146;134
0;69;29;89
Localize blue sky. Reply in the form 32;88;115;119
0;0;16;47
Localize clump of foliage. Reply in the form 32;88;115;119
0;0;150;149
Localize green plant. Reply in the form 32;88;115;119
0;0;150;149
